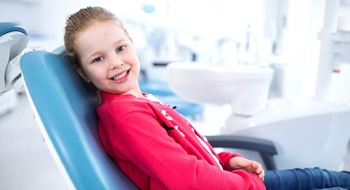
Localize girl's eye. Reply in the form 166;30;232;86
93;56;104;63
116;45;126;53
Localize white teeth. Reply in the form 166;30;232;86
113;71;127;80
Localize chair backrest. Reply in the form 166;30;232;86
20;48;137;190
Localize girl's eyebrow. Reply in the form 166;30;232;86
114;38;126;46
86;51;103;63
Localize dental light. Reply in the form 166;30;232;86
0;22;30;96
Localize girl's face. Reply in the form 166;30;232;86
74;21;142;97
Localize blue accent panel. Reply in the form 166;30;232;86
139;80;204;117
158;96;205;117
0;22;27;36
20;49;137;189
142;4;155;13
139;80;175;96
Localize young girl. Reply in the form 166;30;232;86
64;6;350;190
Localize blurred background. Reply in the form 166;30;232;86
1;0;350;189
0;0;329;98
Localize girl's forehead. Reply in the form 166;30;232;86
74;21;129;59
86;20;122;33
77;21;125;44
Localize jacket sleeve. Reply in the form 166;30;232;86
101;105;266;190
217;151;243;171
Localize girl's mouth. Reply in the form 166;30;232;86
111;70;130;81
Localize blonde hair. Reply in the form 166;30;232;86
64;6;130;67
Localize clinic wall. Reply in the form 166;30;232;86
0;0;109;50
277;0;326;98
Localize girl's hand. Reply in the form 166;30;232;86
229;156;265;181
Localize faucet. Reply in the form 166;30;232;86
238;24;259;66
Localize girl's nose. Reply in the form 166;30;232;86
110;55;123;69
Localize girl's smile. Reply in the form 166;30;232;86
110;69;130;82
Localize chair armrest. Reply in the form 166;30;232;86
206;135;278;170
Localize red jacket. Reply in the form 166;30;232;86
97;92;266;190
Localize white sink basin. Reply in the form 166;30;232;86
167;62;274;116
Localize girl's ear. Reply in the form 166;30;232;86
73;64;91;83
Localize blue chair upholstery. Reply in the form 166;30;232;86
20;47;277;189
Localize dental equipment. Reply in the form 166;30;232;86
0;22;29;96
167;55;350;171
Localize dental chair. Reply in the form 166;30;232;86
0;22;28;95
0;22;278;189
0;22;29;115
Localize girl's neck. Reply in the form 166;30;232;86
121;88;145;99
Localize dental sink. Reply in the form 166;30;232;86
167;62;274;116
